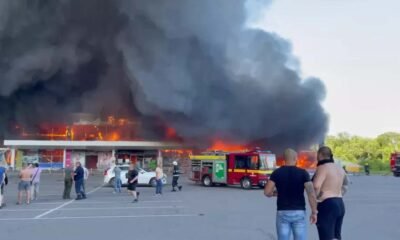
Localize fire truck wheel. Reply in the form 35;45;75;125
240;177;252;190
202;175;213;187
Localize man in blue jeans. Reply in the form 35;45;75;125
113;164;122;194
265;149;318;240
73;162;86;200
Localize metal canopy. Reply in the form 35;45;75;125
3;140;183;150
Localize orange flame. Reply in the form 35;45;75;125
165;127;178;139
277;151;317;169
208;140;248;152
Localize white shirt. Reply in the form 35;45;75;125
83;167;89;180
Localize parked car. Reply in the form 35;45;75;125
104;165;167;187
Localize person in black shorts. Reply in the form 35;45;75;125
127;164;139;203
313;146;348;240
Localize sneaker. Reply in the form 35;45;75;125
178;186;182;191
132;199;138;203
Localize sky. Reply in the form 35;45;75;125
250;0;400;137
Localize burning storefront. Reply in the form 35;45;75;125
3;140;184;170
0;1;328;163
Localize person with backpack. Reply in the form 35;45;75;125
0;161;7;209
30;163;42;201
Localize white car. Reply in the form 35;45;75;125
103;165;167;187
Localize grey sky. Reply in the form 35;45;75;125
251;0;400;137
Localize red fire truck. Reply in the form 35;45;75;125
190;149;277;189
390;152;400;177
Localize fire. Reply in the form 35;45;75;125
108;132;120;141
165;127;178;139
13;115;183;142
208;140;248;152
276;151;317;169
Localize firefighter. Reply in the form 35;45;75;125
364;162;370;176
172;161;182;192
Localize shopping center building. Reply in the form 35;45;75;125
2;140;183;170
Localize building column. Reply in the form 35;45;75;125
10;148;16;169
157;150;163;167
63;149;66;168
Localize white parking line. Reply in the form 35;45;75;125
0;214;198;221
0;208;52;212
33;185;103;219
0;206;185;212
32;200;183;205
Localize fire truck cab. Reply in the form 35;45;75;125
190;149;277;189
390;152;400;177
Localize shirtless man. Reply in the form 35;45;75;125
313;146;349;240
17;164;33;205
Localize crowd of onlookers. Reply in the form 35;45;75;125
0;159;183;208
0;161;90;207
0;162;42;208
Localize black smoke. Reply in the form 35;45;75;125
0;0;328;150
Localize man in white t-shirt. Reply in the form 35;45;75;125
30;163;42;201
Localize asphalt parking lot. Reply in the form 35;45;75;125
0;173;400;240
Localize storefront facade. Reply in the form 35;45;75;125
3;140;182;170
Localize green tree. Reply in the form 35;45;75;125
325;132;398;172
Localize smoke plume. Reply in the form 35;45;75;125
0;0;328;150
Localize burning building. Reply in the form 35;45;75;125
0;1;328;169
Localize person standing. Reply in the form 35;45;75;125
17;164;32;205
313;146;348;240
171;161;182;192
30;163;42;201
113;164;122;194
82;165;89;193
155;164;163;195
364;162;370;176
127;164;139;203
264;149;318;240
73;162;86;200
63;166;74;200
0;162;7;209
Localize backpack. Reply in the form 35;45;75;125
0;167;5;185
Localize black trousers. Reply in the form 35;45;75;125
63;179;72;199
317;197;345;240
172;176;180;188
